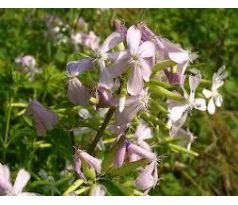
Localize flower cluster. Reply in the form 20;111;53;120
22;21;226;196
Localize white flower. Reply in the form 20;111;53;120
0;163;37;196
168;74;206;131
202;66;226;115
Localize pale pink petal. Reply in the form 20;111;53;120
114;144;127;168
141;59;152;82
74;155;86;181
27;100;58;137
168;51;189;64
68;78;91;106
80;151;102;173
189;74;201;93
127;26;141;56
127;65;143;96
127;143;156;161
13;169;30;194
108;55;130;78
135;161;157;191
67;58;93;77
138;41;155;58
135;120;153;141
99;32;124;54
99;69;113;89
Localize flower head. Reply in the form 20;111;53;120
109;25;155;95
26;100;58;136
168;74;206;132
202;66;226;114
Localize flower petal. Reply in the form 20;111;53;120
135;120;153;141
189;74;201;93
27;100;58;137
67;58;93;77
141;59;152;82
169;104;188;122
108;54;130;78
0;164;12;195
215;95;223;107
114;143;127;168
127;143;156;161
138;41;155;58
80;151;102;174
168;50;189;64
127;65;143;96
127;26;141;56
202;88;213;99
99;32;124;54
13;169;30;194
207;98;216;115
193;98;207;111
68;78;91;106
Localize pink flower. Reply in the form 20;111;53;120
26;100;58;136
67;58;93;106
163;69;186;86
71;31;100;50
109;25;155;95
135;160;158;191
0;163;37;196
15;55;36;68
114;139;156;168
95;84;118;108
74;149;102;181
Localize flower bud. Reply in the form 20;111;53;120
135;161;158;191
74;149;102;181
127;143;156;161
26;100;58;136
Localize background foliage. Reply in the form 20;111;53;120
0;8;238;195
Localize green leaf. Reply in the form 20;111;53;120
150;85;185;101
108;159;149;177
63;179;84;196
152;59;177;75
48;128;73;160
100;178;133;196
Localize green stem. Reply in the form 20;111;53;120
3;97;12;162
88;107;115;154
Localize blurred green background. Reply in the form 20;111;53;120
0;9;238;195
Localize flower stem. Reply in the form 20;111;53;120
88;107;115;154
2;97;12;162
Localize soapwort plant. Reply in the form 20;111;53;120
0;20;227;196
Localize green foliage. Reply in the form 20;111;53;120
0;8;238;195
